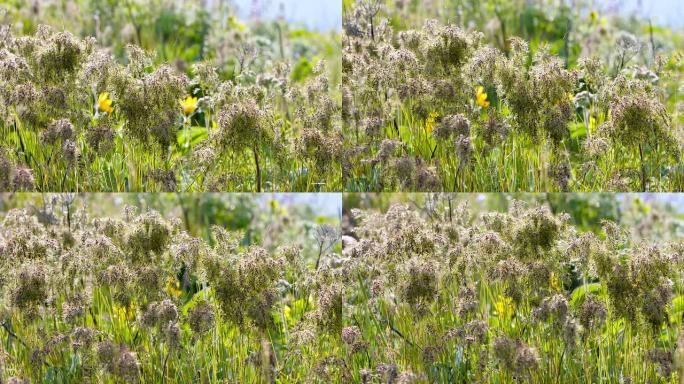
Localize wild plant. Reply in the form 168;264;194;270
0;197;344;383
0;18;342;192
342;0;683;192
342;197;684;383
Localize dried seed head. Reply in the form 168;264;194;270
433;114;470;140
41;119;73;145
12;166;35;191
187;300;215;336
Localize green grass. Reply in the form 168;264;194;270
345;102;684;192
342;0;684;193
342;197;684;383
1;285;342;383
0;195;345;383
0;2;342;193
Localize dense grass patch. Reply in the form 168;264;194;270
342;195;684;383
342;0;684;192
0;2;342;192
0;195;345;383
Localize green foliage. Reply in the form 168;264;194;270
342;0;684;192
0;194;343;383
0;1;342;192
343;195;684;383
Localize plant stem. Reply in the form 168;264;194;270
638;143;646;191
1;320;27;347
253;146;262;192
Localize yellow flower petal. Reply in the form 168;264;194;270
180;96;198;116
165;277;182;298
97;92;114;114
476;86;490;109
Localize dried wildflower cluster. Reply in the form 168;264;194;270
0;23;341;192
0;201;344;382
342;0;683;192
342;198;684;382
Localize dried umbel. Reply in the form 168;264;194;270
61;293;90;323
648;348;674;378
446;319;489;347
211;246;284;330
640;278;674;330
341;325;368;353
112;63;189;144
41;119;73;145
454;134;473;164
455;286;479;318
604;84;675;152
97;341;140;384
433;114;470;141
362;116;384;137
548;161;572;192
399;258;438;307
544;102;573;146
316;283;343;334
577;296;607;332
7;261;48;313
511;206;563;256
492;336;539;377
187;299;215;336
216;99;269;151
479;114;510;149
141;299;178;328
496;42;577;143
126;211;171;260
12;166;35;191
393;156;417;188
421;22;483;74
296;127;342;170
532;294;569;326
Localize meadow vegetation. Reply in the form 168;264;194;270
0;1;342;192
342;0;684;192
0;194;344;383
342;194;684;383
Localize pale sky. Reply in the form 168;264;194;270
230;0;342;31
230;0;682;31
591;0;683;29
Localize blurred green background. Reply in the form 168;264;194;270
1;0;341;88
344;193;684;242
0;193;341;259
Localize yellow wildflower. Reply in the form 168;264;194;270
476;86;490;108
165;277;182;298
97;92;113;114
590;10;599;23
425;112;439;133
180;96;198;116
495;295;515;319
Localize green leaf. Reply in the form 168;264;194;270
570;282;602;306
671;295;684;321
291;57;313;82
569;122;587;140
177;126;208;147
